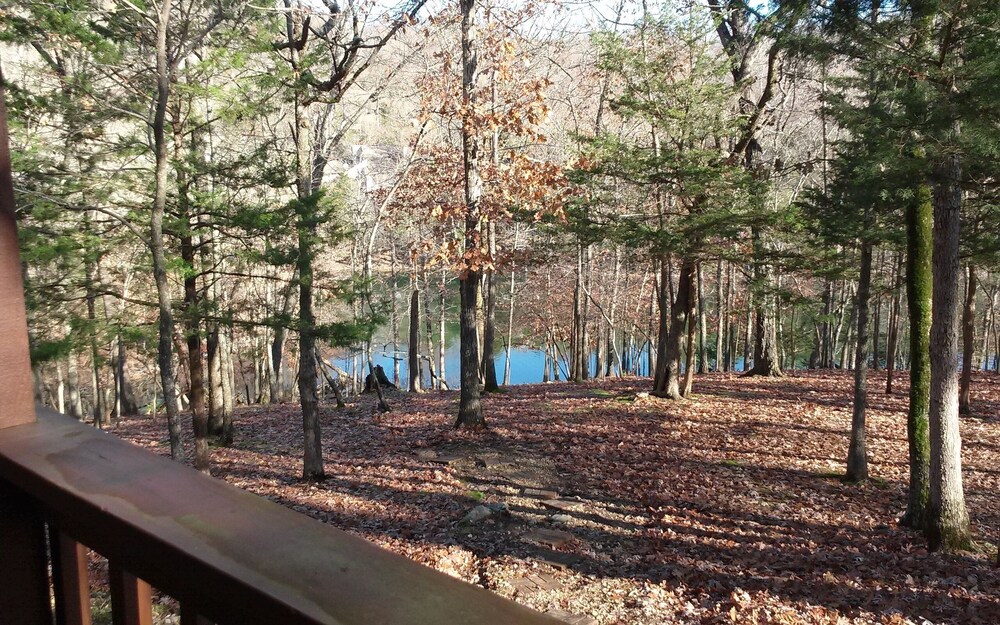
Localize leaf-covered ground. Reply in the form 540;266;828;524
112;370;1000;625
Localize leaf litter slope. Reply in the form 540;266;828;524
114;371;1000;625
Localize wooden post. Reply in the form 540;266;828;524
0;62;35;428
109;563;153;625
0;482;52;625
51;528;93;625
0;54;49;625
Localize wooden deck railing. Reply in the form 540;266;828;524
0;407;564;625
0;65;560;625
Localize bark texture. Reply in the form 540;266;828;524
926;153;971;551
902;184;932;529
455;0;485;429
846;241;872;482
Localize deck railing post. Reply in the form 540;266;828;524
0;482;52;625
50;527;93;625
109;562;154;625
0;60;36;428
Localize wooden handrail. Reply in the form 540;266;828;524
0;408;563;625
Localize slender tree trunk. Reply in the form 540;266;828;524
455;0;484;429
608;252;623;377
542;339;551;383
872;253;883;371
181;234;209;473
208;326;235;445
391;243;401;386
422;266;439;389
409;286;422;392
742;295;752;372
697;263;707;374
959;264;976;415
482;226;499;391
977;279;992;371
439;267;447;390
287;12;323;480
886;256;902;395
926;151;971;551
66;352;83;419
270;277;296;403
715;260;724;371
151;0;182;460
572;245;584;382
683;264;698;396
847;241;872;481
503;267;515;385
725;262;735;372
581;245;591;381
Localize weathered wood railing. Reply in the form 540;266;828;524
0;408;564;625
0;64;560;625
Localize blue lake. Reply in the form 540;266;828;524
332;342;655;388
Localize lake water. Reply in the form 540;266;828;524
332;342;654;388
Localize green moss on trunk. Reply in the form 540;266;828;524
902;183;932;529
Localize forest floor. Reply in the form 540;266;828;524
110;370;1000;625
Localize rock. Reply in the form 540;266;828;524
545;609;598;625
415;449;438;460
542;499;580;512
475;455;502;469
485;502;509;514
550;514;573;524
462;505;495;525
536;551;580;570
521;487;560;499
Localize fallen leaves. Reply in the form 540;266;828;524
112;370;1000;625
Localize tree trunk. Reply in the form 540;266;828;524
439;267;447;390
652;258;693;400
742;295;752;372
542;339;551;383
287;12;323;480
926;151;971;552
391;244;401;386
151;0;182;461
503;267;515;385
959;264;976;415
725;262;735;372
422;267;440;389
181;233;209;473
715;260;724;371
697;262;707;374
746;257;783;376
113;339;138;418
66;353;83;420
408;287;422;392
901;184;933;529
207;326;234;445
482;227;499;391
886;256;902;394
847;241;872;482
455;0;485;429
683;264;698;396
270;277;296;404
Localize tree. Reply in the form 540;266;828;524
456;0;486;428
271;0;426;477
578;6;755;399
